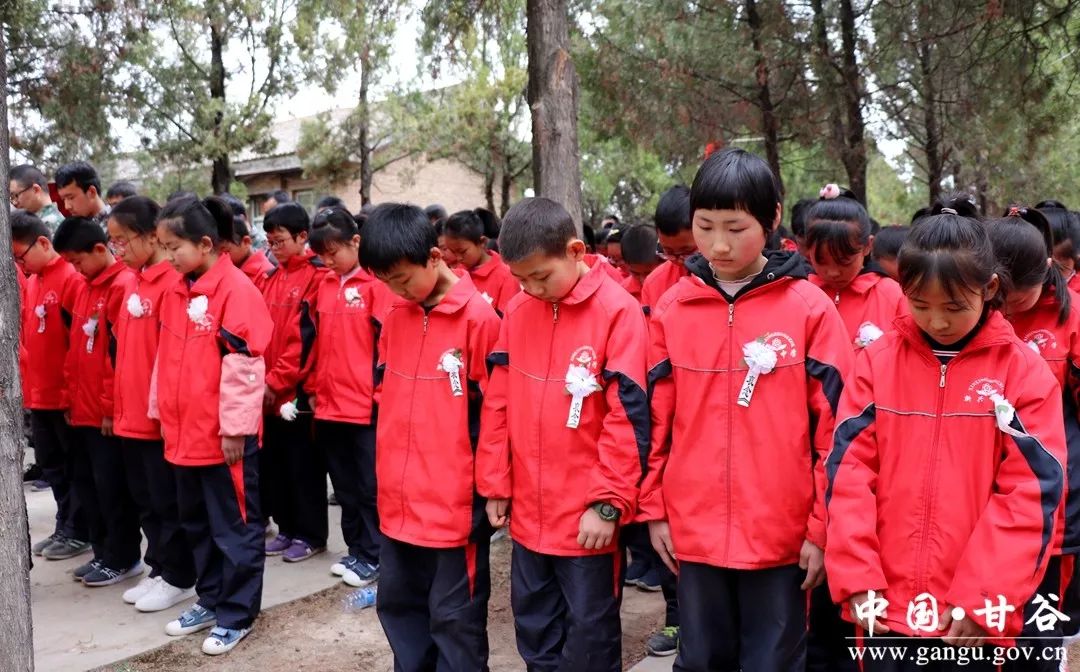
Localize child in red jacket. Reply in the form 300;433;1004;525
308;207;393;588
54;217;142;588
477;197;649;672
259;203;328;563
220;216;273;291
13;211;91;561
987;206;1079;671
152;196;273;656
442;208;519;313
362;204;501;670
640;185;696;315
641;148;854;671
805;185;907;349
826;200;1067;671
106;196;196;612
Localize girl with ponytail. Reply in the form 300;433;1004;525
442;208;520;313
152;196;274;655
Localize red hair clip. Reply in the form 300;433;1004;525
1007;206;1023;217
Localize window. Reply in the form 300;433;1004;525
294;190;315;214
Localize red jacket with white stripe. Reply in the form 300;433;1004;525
1007;291;1080;555
308;266;395;424
153;256;273;466
262;252;326;404
113;260;181;440
468;252;520;314
809;269;908;349
640;260;688;316
476;266;650;556
65;262;135;428
375;275;501;548
23;256;84;410
825;312;1066;638
240;250;274;291
640;252;853;569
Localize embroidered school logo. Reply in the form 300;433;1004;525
569;346;600;376
343;286;365;309
761;332;798;359
1023;329;1057;353
288;287;301;300
964;377;1005;404
42;290;58;306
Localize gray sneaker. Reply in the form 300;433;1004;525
42;536;92;561
32;533;60;556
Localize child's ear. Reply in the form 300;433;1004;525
297;230;309;245
770;203;783;233
567;238;586;260
986;273;1001;299
479;235;489;247
37;235;52;250
864;235;875;257
429;246;442;264
351;234;361;248
200;235;215;252
243;235;253;247
94;241;109;255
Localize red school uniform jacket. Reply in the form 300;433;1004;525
240;250;274;292
639;252;854;570
584;253;628;283
476;266;650;556
375;274;501;548
1069;272;1080;295
1007;291;1080;555
112;260;181;440
640;260;689;316
65;262;135;428
308;266;395;424
468;251;520;315
153;257;273;466
23;256;84;410
262;252;326;404
620;273;643;303
825;312;1065;638
808;267;908;349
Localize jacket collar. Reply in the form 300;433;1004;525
396;272;477;316
179;255;235;298
560;260;607;306
280;250;316;272
470;251;502;279
88;260;126;289
685;250;806;301
40;254;69;279
140;259;175;284
894;310;1016;361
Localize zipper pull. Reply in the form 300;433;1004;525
834;292;841;305
728;303;734;326
939;364;947;388
553;303;559;323
423;314;429;334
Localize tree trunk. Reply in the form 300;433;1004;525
745;0;783;195
526;0;584;234
837;0;867;204
358;45;373;206
918;40;943;203
484;170;496;213
501;157;513;218
0;25;36;672
209;16;231;195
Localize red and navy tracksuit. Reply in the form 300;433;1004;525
153;256;273;630
373;274;501;671
112;259;195;589
65;261;142;572
24;255;86;541
308;265;394;567
826;312;1066;670
239;250;274;292
806;265;907;672
641;252;853;671
260;252;327;548
466;251;520;315
1004;293;1080;670
640;260;688;316
477;266;650;672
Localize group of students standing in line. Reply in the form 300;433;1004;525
12;145;1080;671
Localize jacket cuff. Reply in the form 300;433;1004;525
806;515;827;549
635;489;667;523
219;354;266;437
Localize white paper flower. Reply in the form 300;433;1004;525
565;364;602;397
989;393;1027;438
344;287;361;305
82;316;98;337
855;322;885;348
127;293;145;318
279;400;298;422
481;291;494;305
34;305;46;319
187;295;209;325
742;340;778;374
820;183;842;200
437;350;464;373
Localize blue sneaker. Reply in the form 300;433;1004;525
342;560;379;587
202;625;252;655
330;555;356;577
165;604;217;636
624;560;648;586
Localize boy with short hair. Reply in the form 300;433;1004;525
54;216;143;585
260;202;329;562
641;186;696;314
619;225;663;303
13;211;91;560
477;197;650;671
221;216;273;291
362;203;501;670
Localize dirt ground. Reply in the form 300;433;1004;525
93;536;665;672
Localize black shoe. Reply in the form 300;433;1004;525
23;464;42;483
634;567;663;592
83;562;143;587
73;558;103;581
42;536;92;560
646;626;679;657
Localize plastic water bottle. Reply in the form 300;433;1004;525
342;586;378;612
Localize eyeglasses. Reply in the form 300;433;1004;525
268;236;294;249
14;240;37;263
9;186;31;204
108;237;131;257
659;249;696;263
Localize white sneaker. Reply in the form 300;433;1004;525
201;625;251;655
136;579;196;613
123;575;160;604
